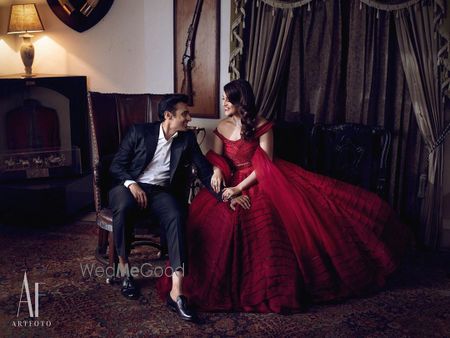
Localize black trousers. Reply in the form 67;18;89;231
109;183;188;273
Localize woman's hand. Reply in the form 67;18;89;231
222;186;242;201
211;167;225;193
229;195;251;210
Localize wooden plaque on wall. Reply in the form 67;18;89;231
174;0;220;119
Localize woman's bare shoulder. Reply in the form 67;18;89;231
217;118;234;134
256;117;269;128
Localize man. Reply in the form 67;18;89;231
108;94;217;321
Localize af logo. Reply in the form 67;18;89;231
12;272;51;327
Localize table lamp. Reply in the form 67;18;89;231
7;4;45;77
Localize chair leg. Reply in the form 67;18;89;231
97;227;109;254
108;231;119;266
105;231;121;284
95;227;110;265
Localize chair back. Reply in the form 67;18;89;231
273;116;314;168
308;123;391;196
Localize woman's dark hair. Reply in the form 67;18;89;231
158;94;189;120
224;79;257;140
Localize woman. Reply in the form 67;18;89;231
157;79;408;313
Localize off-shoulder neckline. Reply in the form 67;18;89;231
214;121;273;142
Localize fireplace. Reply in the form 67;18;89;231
0;75;92;224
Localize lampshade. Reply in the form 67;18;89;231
7;4;44;35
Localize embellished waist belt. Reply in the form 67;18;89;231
233;161;252;170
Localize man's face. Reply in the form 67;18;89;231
167;102;192;131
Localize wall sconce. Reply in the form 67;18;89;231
7;4;45;77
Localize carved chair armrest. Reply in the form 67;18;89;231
188;164;204;203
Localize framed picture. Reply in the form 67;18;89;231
174;0;220;119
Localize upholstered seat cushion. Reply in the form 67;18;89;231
97;208;113;232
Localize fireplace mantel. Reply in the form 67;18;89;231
0;74;90;175
0;75;92;224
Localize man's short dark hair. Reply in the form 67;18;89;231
158;94;189;120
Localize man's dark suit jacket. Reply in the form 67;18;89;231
109;122;216;205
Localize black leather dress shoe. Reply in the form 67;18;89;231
121;276;139;300
166;295;197;322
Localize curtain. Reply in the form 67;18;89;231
284;0;343;123
244;1;296;119
229;0;246;80
396;1;446;248
345;1;425;224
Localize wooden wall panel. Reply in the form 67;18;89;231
174;0;220;118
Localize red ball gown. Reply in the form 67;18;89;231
157;122;408;313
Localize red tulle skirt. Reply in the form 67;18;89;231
157;146;408;313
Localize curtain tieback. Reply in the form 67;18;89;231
429;122;450;155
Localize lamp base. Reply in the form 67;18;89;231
20;73;38;79
19;34;35;77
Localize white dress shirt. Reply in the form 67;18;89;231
124;124;178;188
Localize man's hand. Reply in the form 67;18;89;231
129;183;147;209
211;167;225;193
229;195;251;211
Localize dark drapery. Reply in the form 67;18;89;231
396;1;446;247
244;1;296;119
284;0;343;123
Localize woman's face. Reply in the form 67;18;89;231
222;92;238;117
